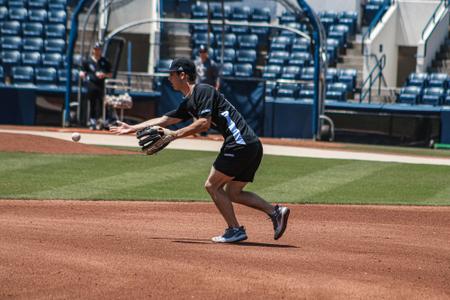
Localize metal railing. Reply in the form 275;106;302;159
359;54;386;103
361;0;394;54
420;0;449;57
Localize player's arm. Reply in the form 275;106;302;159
110;115;182;135
172;117;211;139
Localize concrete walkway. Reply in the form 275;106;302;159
1;128;450;166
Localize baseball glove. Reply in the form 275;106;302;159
136;126;174;155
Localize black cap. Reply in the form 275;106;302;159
167;57;196;76
93;42;102;49
199;44;207;53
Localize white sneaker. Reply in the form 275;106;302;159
212;226;248;243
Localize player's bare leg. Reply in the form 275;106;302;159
204;167;239;228
226;181;290;240
225;181;274;214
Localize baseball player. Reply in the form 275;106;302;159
110;57;290;243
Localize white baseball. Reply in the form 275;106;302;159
71;132;81;142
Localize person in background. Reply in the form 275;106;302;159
195;44;220;91
80;42;112;130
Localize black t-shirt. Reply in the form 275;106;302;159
165;84;258;148
81;56;111;88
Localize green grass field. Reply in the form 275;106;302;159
1;149;449;205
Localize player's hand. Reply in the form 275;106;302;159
110;120;135;135
96;72;106;79
79;71;86;79
152;126;177;139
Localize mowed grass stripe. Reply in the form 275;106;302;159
313;163;450;205
256;160;388;202
16;156;214;199
0;154;70;173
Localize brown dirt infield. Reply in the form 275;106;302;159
0;201;449;299
1;130;450;299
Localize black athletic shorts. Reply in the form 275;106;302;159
213;140;263;182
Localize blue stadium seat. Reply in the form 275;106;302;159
265;81;277;97
221;62;233;77
250;26;269;37
190;23;208;33
45;38;65;52
237;34;258;49
235;49;256;64
21;51;41;66
1;50;21;65
319;17;335;32
319;11;338;22
1;36;22;50
292;37;310;52
421;87;445;106
28;8;47;22
270;36;292;51
211;24;231;34
23;37;44;51
48;0;67;10
428;73;449;88
298;89;315;100
216;33;236;48
7;0;25;8
326;83;347;101
281;65;301;80
289;52;311;67
215;48;235;63
444;94;450;106
326;68;338;82
42;52;62;67
211;4;230;19
192;32;214;47
328;27;347;48
22;22;43;37
407;73;428;88
230;25;249;35
262;64;282;80
338;68;357;92
268;50;290;65
45;23;66;39
251;7;270;22
47;9;66;23
35;67;57;87
301;67;315;81
233;63;253;77
279;11;298;24
0;65;5;85
338;18;356;36
276;83;299;99
398;86;421;104
1;20;21;35
280;22;303;38
0;6;7;21
8;7;27;21
230;6;250;21
12;66;34;85
154;59;172;73
191;46;213;59
57;68;78;86
191;2;208;19
28;0;48;9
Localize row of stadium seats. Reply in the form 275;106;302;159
192;32;261;50
0;7;66;23
398;86;450;106
265;81;350;102
404;72;449;89
0;0;66;9
318;11;358;36
0;36;64;52
0;64;78;87
191;2;271;23
0;51;79;69
1;22;65;37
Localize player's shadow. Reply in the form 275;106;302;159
149;237;297;248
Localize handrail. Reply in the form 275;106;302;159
360;54;386;103
421;0;448;40
420;0;448;58
361;0;393;54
